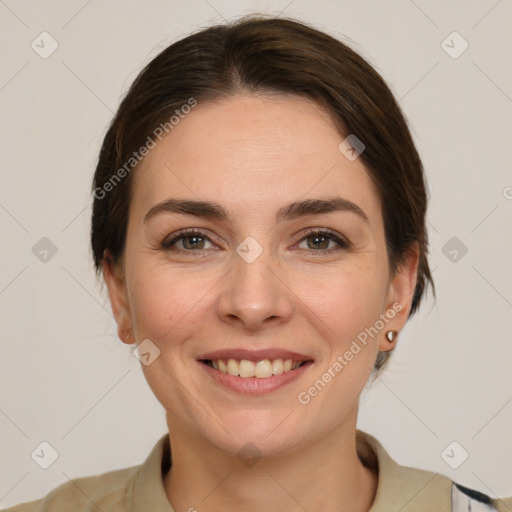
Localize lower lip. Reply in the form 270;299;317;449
199;361;314;395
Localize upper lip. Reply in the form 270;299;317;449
197;348;313;362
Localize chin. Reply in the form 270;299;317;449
199;411;308;458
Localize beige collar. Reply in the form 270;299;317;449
130;430;452;511
356;430;452;511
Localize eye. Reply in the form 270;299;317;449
160;228;351;255
296;229;350;254
160;229;216;252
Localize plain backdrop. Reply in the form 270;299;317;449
1;0;511;507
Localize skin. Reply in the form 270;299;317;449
103;93;419;512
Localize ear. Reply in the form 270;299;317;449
102;249;133;345
378;242;420;352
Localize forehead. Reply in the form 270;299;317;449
129;93;381;224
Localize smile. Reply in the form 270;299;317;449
197;348;314;394
202;358;307;378
198;357;314;395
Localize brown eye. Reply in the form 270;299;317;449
306;233;330;250
297;230;350;253
181;234;207;250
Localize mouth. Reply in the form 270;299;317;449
196;349;314;393
200;358;312;379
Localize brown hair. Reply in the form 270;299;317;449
90;15;434;372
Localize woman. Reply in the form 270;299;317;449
5;15;511;512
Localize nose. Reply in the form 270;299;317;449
216;246;294;332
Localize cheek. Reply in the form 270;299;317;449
290;269;386;429
301;264;387;338
295;263;387;404
127;260;218;345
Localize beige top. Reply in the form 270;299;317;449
3;430;511;511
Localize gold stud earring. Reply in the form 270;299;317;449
385;330;397;342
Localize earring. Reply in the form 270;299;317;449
385;330;397;342
125;332;131;341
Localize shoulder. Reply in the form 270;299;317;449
1;433;171;512
1;465;140;512
356;430;512;511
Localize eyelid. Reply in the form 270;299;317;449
296;226;349;242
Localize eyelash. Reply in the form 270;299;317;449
160;228;351;256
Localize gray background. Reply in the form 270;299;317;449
1;0;511;507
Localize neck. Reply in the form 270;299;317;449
163;417;378;512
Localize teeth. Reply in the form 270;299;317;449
255;359;272;378
210;358;304;378
227;358;238;376
239;359;255;378
272;359;283;375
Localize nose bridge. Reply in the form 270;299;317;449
216;236;292;329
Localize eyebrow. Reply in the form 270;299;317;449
143;197;369;225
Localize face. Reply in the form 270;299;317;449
104;93;418;457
